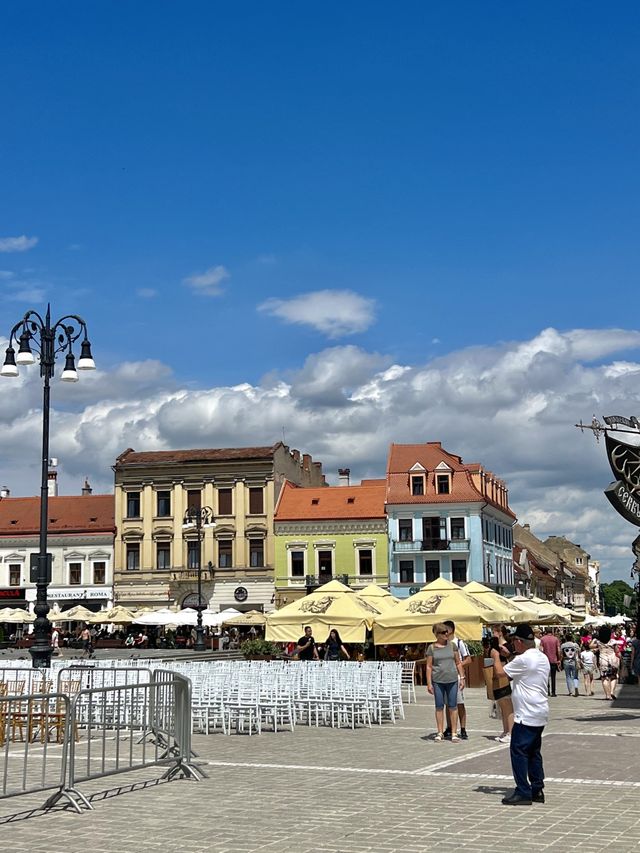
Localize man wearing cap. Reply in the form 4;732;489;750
491;623;550;806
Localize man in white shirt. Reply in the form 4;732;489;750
491;623;550;806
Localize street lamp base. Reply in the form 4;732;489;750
194;626;207;652
29;643;52;669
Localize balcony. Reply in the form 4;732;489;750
393;538;470;553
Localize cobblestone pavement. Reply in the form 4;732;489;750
1;681;639;853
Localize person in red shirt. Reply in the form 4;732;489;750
539;628;561;697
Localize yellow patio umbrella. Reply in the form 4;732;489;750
50;605;95;622
357;583;399;613
87;606;137;625
265;579;382;643
373;578;505;643
463;582;538;624
509;596;569;625
0;607;34;623
222;610;267;626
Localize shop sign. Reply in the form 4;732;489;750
0;588;25;599
234;586;248;602
47;587;110;600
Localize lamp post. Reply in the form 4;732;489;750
182;505;214;652
1;305;95;668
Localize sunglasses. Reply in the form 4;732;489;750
436;630;449;635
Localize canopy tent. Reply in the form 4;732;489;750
133;606;243;628
132;608;180;626
222;610;267;626
508;596;569;625
463;582;538;623
265;579;382;643
357;583;399;612
87;606;137;625
0;607;34;623
50;605;96;623
373;578;505;643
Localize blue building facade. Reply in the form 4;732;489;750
385;442;516;599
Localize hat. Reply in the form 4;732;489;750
511;624;535;641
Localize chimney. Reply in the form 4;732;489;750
338;468;351;486
47;458;59;498
292;449;300;464
522;523;530;530
82;477;93;496
0;486;9;498
302;453;311;471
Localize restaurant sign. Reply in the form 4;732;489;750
604;430;640;527
47;587;110;600
604;481;640;526
0;588;25;599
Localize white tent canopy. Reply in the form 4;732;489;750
133;606;242;628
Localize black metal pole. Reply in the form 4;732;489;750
194;514;206;651
30;310;53;669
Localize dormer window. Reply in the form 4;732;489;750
411;476;425;496
436;474;451;495
311;498;319;505
347;497;355;504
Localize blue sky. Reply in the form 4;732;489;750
2;3;640;581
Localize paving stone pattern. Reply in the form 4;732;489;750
1;681;640;852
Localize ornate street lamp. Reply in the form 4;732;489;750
182;505;215;651
1;305;95;668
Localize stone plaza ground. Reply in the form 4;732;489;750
1;672;639;853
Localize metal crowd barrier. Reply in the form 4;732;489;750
0;669;203;814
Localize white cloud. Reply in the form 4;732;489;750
0;235;38;253
2;282;46;303
182;265;229;296
259;289;376;338
0;271;15;280
136;288;158;299
2;325;640;583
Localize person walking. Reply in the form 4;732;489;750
580;640;596;695
490;626;514;744
296;626;320;661
324;628;349;661
540;628;561;697
594;626;620;700
491;623;550;806
561;634;581;697
426;622;466;743
443;620;470;740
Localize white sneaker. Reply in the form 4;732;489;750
495;734;511;744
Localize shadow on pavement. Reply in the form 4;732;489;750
473;784;511;797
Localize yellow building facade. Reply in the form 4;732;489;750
113;444;324;611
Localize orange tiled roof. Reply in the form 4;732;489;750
386;442;516;518
0;495;115;536
115;444;282;466
275;480;386;521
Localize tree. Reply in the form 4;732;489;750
601;580;637;616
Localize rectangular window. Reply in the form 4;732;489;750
398;519;413;541
126;544;140;571
436;475;450;494
411;476;424;496
249;487;264;515
452;559;467;584
156;490;171;517
425;559;440;582
186;489;201;513
218;488;232;515
93;562;106;585
249;538;264;567
126;491;141;518
358;549;373;575
290;550;305;577
187;541;200;570
9;564;21;586
399;560;414;584
69;563;82;585
218;540;232;568
450;518;465;540
318;550;333;578
156;544;171;570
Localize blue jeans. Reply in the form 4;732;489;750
433;681;458;710
564;661;579;693
510;721;545;799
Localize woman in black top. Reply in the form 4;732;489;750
324;629;350;661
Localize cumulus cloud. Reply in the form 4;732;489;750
136;288;158;299
0;235;38;252
183;265;229;296
2;325;640;582
259;289;376;338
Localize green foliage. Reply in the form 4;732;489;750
240;638;279;657
601;580;637;616
465;640;484;657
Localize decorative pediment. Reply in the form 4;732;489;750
88;550;111;559
435;461;452;472
3;552;26;562
410;462;426;472
63;551;87;560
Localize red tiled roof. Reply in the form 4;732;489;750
0;495;115;536
275;480;386;521
115;444;281;466
386;442;516;519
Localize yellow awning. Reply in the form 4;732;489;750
463;582;538;623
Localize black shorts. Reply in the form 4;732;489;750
494;684;512;700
